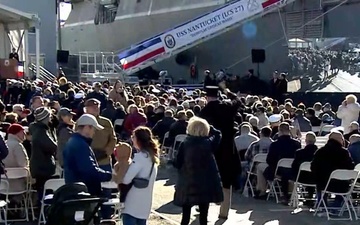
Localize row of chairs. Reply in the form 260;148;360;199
245;153;360;221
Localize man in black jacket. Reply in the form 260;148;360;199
200;82;242;219
152;110;176;144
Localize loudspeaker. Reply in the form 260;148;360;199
251;49;265;63
57;50;69;63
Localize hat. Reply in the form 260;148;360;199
7;124;25;135
74;92;84;99
152;88;160;94
34;107;51;122
84;98;101;107
205;86;219;98
93;82;102;88
269;114;282;123
58;107;75;118
76;114;104;130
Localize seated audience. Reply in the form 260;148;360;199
348;134;360;165
343;121;360;141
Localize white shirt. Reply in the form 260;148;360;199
122;151;158;219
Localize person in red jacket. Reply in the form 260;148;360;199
124;104;147;135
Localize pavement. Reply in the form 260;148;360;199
10;165;360;225
287;70;360;93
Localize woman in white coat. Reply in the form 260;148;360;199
121;126;159;225
337;94;360;134
3;124;29;193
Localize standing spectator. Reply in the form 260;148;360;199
173;117;223;225
29;107;57;203
63;114;112;197
26;96;44;125
86;82;107;111
84;98;116;219
121;127;159;225
337;94;360;134
101;99;117;123
56;108;75;168
109;80;128;108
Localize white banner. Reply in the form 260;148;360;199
160;0;264;53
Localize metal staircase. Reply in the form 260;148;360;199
29;64;57;82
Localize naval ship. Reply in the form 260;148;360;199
61;0;360;82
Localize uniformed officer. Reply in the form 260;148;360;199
199;82;242;219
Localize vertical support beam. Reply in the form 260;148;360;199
24;29;29;79
35;27;40;79
278;8;288;43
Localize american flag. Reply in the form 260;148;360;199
17;61;24;78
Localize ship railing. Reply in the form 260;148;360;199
29;63;56;82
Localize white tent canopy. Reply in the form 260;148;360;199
0;3;40;78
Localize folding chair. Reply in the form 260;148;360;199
245;153;267;197
290;162;316;207
319;125;335;136
351;164;360;220
169;134;187;161
0;180;9;225
267;158;294;203
101;181;121;222
1;168;31;222
160;132;172;159
314;169;359;221
38;179;65;225
54;165;63;178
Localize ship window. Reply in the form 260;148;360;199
94;0;120;25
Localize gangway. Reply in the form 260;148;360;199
118;0;296;75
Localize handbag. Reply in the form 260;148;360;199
132;163;154;189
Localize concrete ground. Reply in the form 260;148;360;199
11;165;360;225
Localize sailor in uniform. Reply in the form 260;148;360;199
199;82;243;219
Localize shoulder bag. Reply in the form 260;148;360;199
132;163;155;189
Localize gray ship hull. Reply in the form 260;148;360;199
62;0;360;81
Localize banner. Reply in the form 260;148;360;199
160;0;264;53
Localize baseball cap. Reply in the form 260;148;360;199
93;82;102;88
58;107;75;118
84;98;101;107
76;114;104;130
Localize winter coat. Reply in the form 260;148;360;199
152;117;176;144
173;127;223;206
337;102;360;134
29;122;57;178
56;122;74;167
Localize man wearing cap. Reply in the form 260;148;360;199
86;82;107;111
84;98;116;219
63;114;112;196
199;81;243;219
57;108;75;168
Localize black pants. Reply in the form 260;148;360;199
181;203;209;225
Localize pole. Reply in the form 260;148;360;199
35;26;40;79
57;0;62;51
24;29;29;79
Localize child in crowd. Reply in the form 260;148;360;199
113;142;133;207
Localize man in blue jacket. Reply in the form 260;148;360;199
63;113;112;196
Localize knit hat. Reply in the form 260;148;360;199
34;107;51;122
7;124;25;135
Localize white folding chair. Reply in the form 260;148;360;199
160;132;172;159
319;125;335;136
314;169;359;221
101;181;121;222
114;119;124;127
0;180;9;225
169;134;187;161
267;158;294;203
1;168;31;222
245;153;267;197
54;165;63;178
351;164;360;220
38;178;65;225
290;162;316;207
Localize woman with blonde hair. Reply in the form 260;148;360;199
109;80;128;108
337;94;360;134
174;117;223;225
121;126;159;225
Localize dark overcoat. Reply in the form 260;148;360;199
173;127;223;206
199;92;242;188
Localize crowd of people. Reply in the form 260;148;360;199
0;70;359;224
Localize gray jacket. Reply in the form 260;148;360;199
56;122;73;167
29;122;57;178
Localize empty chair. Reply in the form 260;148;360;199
169;134;187;161
290;162;316;207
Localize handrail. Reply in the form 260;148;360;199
29;63;56;82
